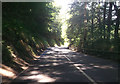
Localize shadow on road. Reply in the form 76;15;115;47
11;47;119;83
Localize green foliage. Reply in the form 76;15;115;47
2;2;64;66
67;1;120;62
2;44;12;64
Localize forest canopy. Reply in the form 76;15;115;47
67;1;120;61
2;2;64;65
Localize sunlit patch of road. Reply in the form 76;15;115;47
12;47;119;83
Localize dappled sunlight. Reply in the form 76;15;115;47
1;64;16;73
54;44;59;47
12;47;86;82
2;40;40;83
20;40;42;59
80;67;93;71
2;0;120;83
6;45;30;68
46;47;117;71
22;74;57;82
52;71;61;75
0;64;16;78
9;47;118;83
73;61;116;71
61;49;71;53
93;65;100;68
69;53;117;70
46;51;56;54
30;71;39;75
52;63;59;66
21;66;28;70
39;64;51;67
93;65;114;69
74;64;84;67
13;57;29;67
37;75;57;82
0;68;16;78
7;45;16;58
9;49;30;70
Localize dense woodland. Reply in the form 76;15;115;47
67;1;120;62
1;1;120;83
2;2;63;75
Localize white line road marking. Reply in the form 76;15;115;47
64;55;97;84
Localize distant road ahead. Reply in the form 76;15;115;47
12;47;119;83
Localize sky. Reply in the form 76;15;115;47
53;0;74;47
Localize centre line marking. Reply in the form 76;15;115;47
64;55;97;84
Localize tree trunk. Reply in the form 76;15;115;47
103;2;106;39
114;4;120;40
83;3;87;48
107;2;113;40
91;2;94;40
98;2;102;39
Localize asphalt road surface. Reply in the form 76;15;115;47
11;47;119;84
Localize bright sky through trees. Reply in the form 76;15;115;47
53;0;74;47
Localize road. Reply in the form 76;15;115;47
11;47;119;83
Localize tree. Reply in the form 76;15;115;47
103;2;107;39
67;1;120;61
107;2;113;40
114;3;120;40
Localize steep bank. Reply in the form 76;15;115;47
1;2;63;83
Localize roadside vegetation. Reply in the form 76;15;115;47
2;2;63;83
67;1;120;62
1;1;120;83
